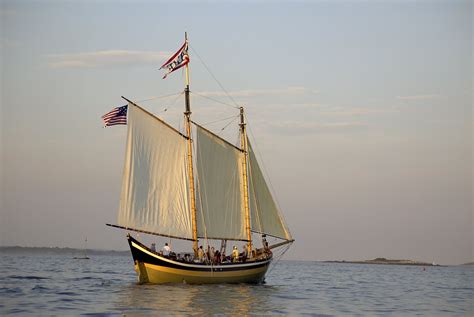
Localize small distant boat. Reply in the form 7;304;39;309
106;33;294;284
73;238;90;260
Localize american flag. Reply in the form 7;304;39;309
160;41;189;79
102;105;127;127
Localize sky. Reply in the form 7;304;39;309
1;1;472;265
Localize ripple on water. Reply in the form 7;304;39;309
31;285;49;292
0;287;23;295
6;308;31;314
81;313;122;316
71;276;95;281
58;290;83;297
7;275;49;280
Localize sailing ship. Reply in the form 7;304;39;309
106;34;294;284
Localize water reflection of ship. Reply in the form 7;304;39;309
116;283;280;315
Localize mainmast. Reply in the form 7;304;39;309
239;107;252;255
184;32;199;255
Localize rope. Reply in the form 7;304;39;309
191;91;238;109
132;92;184;122
189;44;240;109
219;115;239;133
167;91;185;110
266;242;292;276
156;91;184;116
200;115;239;126
136;92;183;102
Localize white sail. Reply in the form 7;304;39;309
195;125;248;241
118;103;193;239
248;139;292;240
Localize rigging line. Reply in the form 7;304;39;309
137;92;184;117
157;92;184;115
266;242;292;276
244;113;291;237
189;44;241;109
160;91;186;133
219;115;239;133
136;92;183;102
191;91;238;109
168;91;185;109
200;114;239;126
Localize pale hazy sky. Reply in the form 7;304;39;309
1;1;472;265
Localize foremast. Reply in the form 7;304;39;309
239;107;252;254
183;33;199;255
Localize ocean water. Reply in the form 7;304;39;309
0;251;472;316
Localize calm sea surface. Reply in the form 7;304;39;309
0;251;472;316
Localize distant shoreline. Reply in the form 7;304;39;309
0;246;129;256
323;257;440;266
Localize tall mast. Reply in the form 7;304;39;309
184;32;198;255
239;107;252;255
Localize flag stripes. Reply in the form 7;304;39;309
102;105;127;127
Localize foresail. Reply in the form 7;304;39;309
118;103;194;240
248;139;292;240
195;125;248;241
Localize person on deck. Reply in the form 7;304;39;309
205;246;211;264
241;245;248;262
221;251;227;263
210;247;215;264
232;246;239;263
162;243;171;256
214;250;221;265
262;235;269;251
150;243;156;252
197;245;205;263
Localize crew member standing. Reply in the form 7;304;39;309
162;243;171;256
232;246;239;262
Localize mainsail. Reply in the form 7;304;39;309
118;103;194;240
194;124;248;241
248;139;292;240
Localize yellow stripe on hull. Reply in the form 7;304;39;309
134;261;270;284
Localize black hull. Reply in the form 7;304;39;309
127;235;272;284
